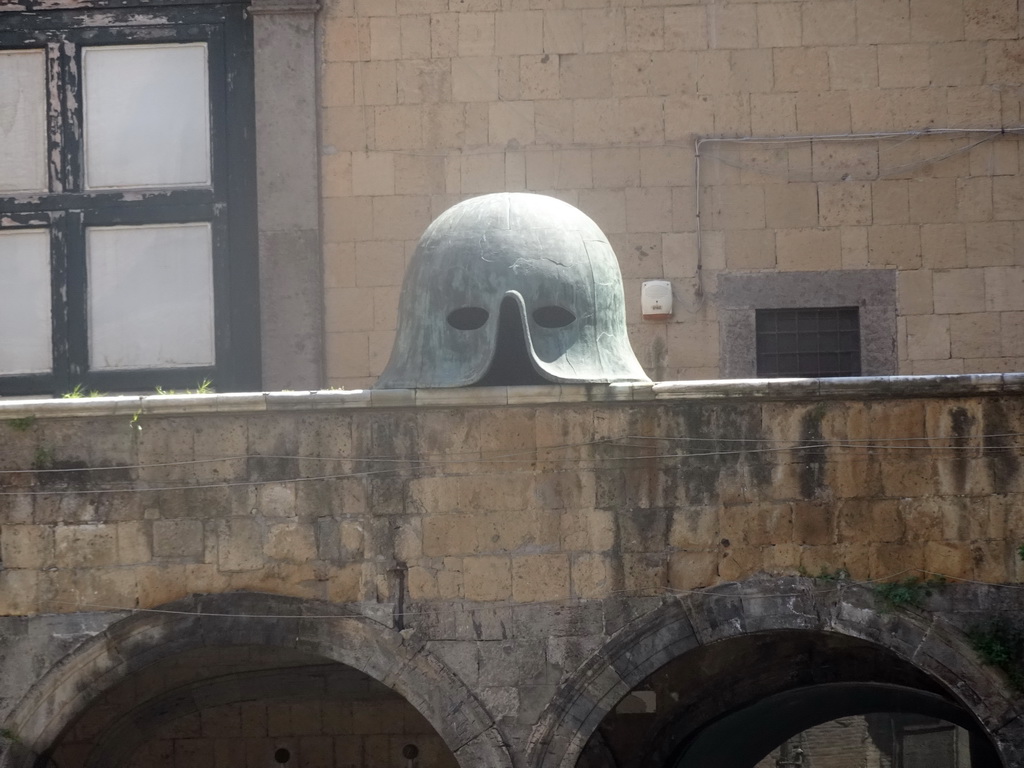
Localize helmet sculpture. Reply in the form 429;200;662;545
376;193;651;388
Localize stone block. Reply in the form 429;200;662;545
956;176;993;222
868;224;921;269
724;230;775;270
625;187;673;234
519;54;559;100
910;0;964;41
897;269;933;315
773;47;829;92
0;569;38;615
764;183;818;229
796;91;852;134
1000;311;1024;356
512;554;569;602
828;45;878;90
358;61;397;106
871;180;909;224
489;101;535;146
705;3;755;49
371;195;430;241
400;15;431;59
775;228;842;271
578;189;626;234
571;553;613;598
668;551;718;590
856;0;910;44
323;195;373;243
55;524;118;568
373;106;422;151
560;53;613;99
950;312;1003;359
933;268;986;314
905;314;950;360
757;4;801;48
216;519;264;573
625;7;665;51
495;11;543;55
802;1;856;46
393;154;445;196
0;525;52;569
930;41;985;86
908;178;957;224
877;44;930;87
792;502;834;546
458;12;495;57
544;10;583;54
666;321;719;370
460;152;505;193
664;6;707;50
352;150;395;197
325;286;376;335
966;222;1015;267
665;93;715;139
116;521;151;564
706;185;765;230
592;148;640;188
840;225;869;268
322;152;353;201
265;522;317;564
751;93;797;135
463;556;512;601
370;16;401;60
534;100;573;144
819;182;872;226
582;8;625;53
451;57;498;102
920;222;967;269
985;266;1024;311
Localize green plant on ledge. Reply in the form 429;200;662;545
155;378;214;396
872;576;946;610
968;620;1024;692
62;383;105;398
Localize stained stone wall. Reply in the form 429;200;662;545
0;377;1022;766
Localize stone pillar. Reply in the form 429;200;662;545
250;0;324;389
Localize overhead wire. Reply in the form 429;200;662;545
35;567;1024;623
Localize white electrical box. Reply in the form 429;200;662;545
641;280;673;320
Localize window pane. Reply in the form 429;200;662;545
83;43;210;189
87;223;215;370
0;230;52;374
0;50;47;193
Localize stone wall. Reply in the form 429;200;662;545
317;0;1024;387
1;378;1023;766
2;380;1022;617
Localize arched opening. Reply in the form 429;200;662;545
527;578;1021;768
44;645;459;768
7;593;511;768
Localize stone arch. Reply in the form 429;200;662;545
6;592;512;768
526;575;1024;768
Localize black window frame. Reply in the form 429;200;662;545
755;306;862;378
0;0;260;396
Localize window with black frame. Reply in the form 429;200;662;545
0;0;259;396
756;307;862;378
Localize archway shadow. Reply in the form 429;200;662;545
6;592;511;768
526;576;1022;768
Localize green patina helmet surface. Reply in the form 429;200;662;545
376;192;650;388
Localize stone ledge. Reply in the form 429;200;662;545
0;373;1021;420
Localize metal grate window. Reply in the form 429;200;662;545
756;307;861;378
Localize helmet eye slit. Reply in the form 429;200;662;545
447;306;489;330
532;305;576;328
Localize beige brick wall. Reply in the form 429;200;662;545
317;0;1023;387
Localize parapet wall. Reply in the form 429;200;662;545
1;375;1022;619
